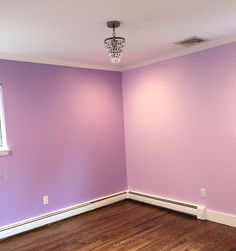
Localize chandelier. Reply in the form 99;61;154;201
104;21;126;64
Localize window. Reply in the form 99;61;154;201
0;83;10;156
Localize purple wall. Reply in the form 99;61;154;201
1;41;236;227
0;60;127;226
122;42;236;215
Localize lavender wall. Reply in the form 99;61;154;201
122;42;236;215
0;60;126;226
1;42;236;228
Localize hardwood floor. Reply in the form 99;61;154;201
1;200;236;251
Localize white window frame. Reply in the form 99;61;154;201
0;83;10;156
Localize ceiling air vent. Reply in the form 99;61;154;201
175;36;207;47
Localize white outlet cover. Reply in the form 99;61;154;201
43;196;49;205
200;188;207;198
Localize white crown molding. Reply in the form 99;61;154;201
0;53;121;72
1;34;236;73
120;33;236;71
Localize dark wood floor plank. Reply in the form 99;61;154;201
1;200;236;251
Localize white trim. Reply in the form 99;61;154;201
0;84;10;155
121;33;236;71
197;205;207;220
0;191;126;240
0;147;11;156
1;34;236;72
128;190;199;217
1;190;235;240
0;53;121;72
128;190;236;228
207;209;236;228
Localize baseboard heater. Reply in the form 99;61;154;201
0;191;127;240
127;191;206;220
0;190;207;240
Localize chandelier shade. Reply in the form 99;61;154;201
104;21;126;64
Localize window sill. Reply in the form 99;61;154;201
0;147;11;156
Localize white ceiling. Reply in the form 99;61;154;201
0;0;236;71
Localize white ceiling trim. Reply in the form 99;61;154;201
120;33;236;71
0;33;236;73
0;52;121;72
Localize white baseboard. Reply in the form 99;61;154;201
128;190;236;228
207;209;236;228
1;190;235;240
127;190;203;218
0;191;127;240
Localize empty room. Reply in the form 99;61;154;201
0;0;236;250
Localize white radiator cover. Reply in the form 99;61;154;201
1;189;235;240
0;191;127;240
128;191;206;220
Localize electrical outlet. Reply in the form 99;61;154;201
200;188;207;198
43;195;49;205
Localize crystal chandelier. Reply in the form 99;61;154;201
104;21;126;64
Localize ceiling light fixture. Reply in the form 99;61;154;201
104;21;126;64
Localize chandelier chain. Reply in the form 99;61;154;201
113;27;116;37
